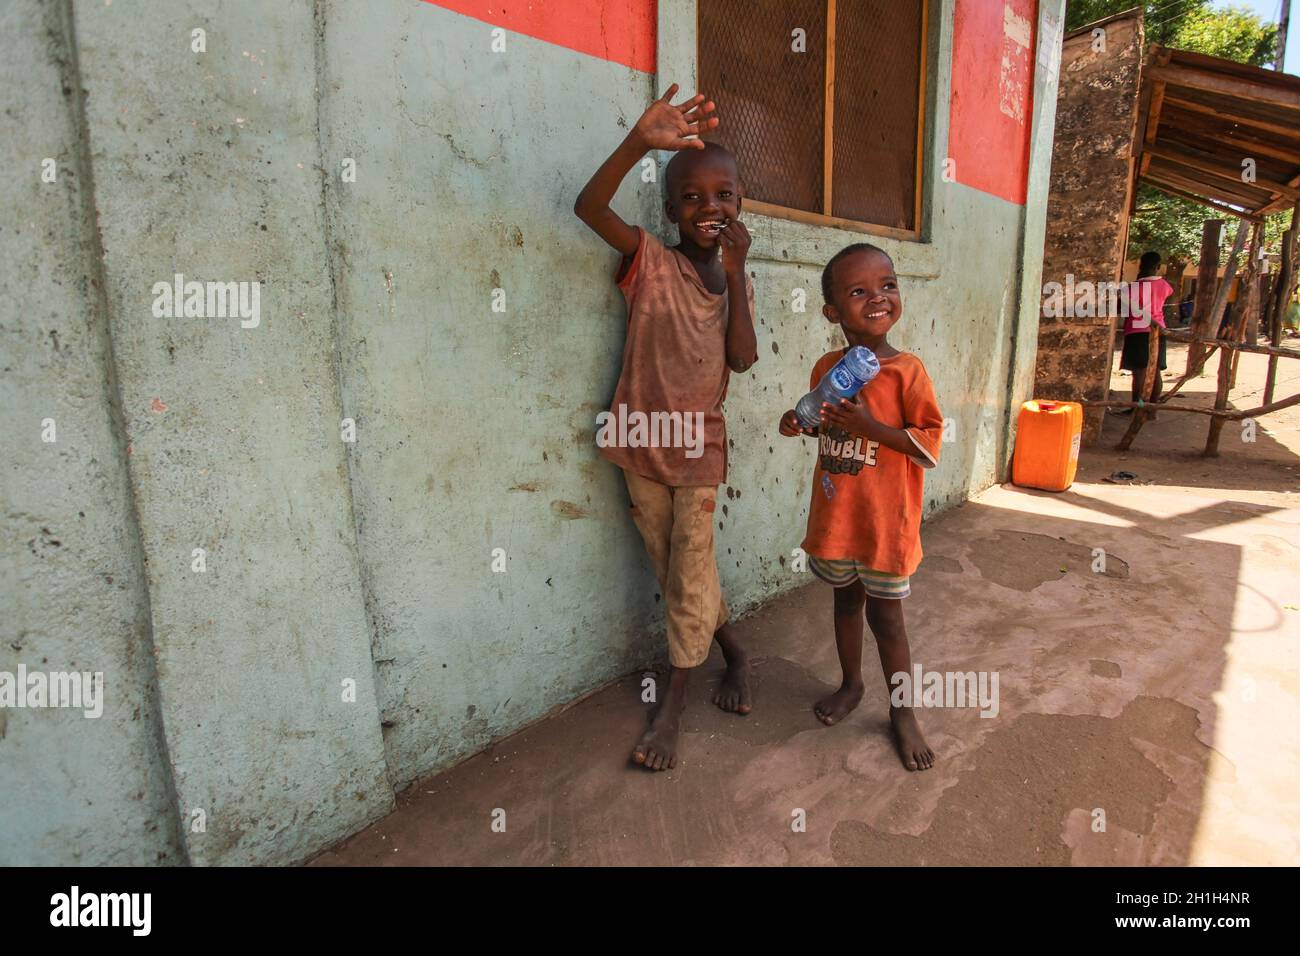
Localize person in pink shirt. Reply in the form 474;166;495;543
1117;251;1175;415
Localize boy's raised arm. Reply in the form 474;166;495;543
573;83;717;258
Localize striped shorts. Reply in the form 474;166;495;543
808;556;911;599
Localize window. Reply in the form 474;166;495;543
698;0;929;240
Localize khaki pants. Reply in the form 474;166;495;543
623;469;729;668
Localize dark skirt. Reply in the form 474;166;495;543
1120;331;1167;371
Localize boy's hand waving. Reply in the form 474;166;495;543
633;83;719;152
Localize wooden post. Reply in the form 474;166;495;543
1265;209;1299;404
1228;244;1258;388
1261;232;1285;346
1116;322;1161;450
1166;258;1189;323
1245;269;1264;346
1208;220;1249;337
1205;339;1235;457
1230;262;1262;388
1206;222;1264;455
1188;219;1224;370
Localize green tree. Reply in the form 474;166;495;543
1065;0;1211;46
1128;186;1215;263
1066;0;1277;63
1174;4;1277;65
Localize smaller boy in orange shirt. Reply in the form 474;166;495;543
779;243;944;771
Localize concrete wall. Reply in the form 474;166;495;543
1035;10;1144;443
0;0;182;866
1;0;1062;864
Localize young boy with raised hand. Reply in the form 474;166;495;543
779;243;944;771
574;84;759;772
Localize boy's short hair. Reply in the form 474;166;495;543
1139;250;1162;273
665;141;739;196
821;242;893;302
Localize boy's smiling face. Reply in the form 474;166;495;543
824;248;902;347
665;148;741;250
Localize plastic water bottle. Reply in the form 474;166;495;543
795;345;880;430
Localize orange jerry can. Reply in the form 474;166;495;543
1012;400;1082;492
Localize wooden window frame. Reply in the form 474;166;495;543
697;0;930;243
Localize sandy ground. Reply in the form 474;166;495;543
311;342;1300;867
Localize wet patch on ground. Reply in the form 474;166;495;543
680;656;838;746
1089;659;1123;678
967;530;1130;591
922;554;963;575
828;696;1202;866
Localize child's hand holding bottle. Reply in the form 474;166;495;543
779;409;815;437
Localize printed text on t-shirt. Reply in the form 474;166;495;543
819;425;879;475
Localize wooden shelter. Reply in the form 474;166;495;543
1133;47;1300;221
1088;46;1300;455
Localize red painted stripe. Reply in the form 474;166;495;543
422;0;657;73
949;0;1037;205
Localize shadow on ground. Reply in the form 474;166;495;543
1084;342;1300;494
311;467;1298;865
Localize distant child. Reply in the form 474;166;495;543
778;243;943;771
1117;251;1174;415
574;84;759;771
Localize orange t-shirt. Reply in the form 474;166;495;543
597;227;754;486
800;348;943;576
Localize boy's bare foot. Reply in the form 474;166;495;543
632;666;688;771
890;706;934;771
814;682;864;725
712;659;752;714
632;710;680;771
710;625;752;715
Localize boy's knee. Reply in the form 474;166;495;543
833;581;866;614
866;597;904;631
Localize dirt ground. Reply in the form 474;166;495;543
312;342;1299;867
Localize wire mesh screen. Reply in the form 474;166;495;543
698;0;827;213
832;1;924;230
699;0;926;232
